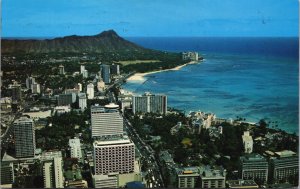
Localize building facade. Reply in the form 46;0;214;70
69;138;82;159
100;64;111;84
240;154;269;184
132;92;167;114
54;157;64;188
270;150;298;183
43;161;54;188
86;83;94;99
26;77;35;89
78;93;87;110
110;64;120;75
14;117;36;158
93;136;135;175
59;65;65;74
242;131;253;153
1;162;14;185
31;83;41;94
58;93;73;106
93;174;118;188
91;104;123;138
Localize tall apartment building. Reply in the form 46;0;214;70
132;92;167;114
242;131;253;153
31;83;41;94
110;64;120;75
82;70;88;78
14;117;36;158
80;65;85;74
42;151;63;188
91;103;123;138
58;93;73;106
10;82;22;102
43;162;54;188
69;138;82;159
240;154;269;184
59;65;65;75
93;135;135;175
54;157;64;188
269;150;298;183
26;77;35;89
78;93;87;110
86;83;94;99
100;64;111;84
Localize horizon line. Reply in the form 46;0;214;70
2;35;299;39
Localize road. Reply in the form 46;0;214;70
106;74;164;188
124;118;164;188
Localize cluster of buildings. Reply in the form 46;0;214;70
182;52;199;61
240;151;298;185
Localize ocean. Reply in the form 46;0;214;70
124;37;299;134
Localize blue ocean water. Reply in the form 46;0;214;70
124;37;299;134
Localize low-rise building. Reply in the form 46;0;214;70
93;173;118;188
199;166;226;188
226;179;259;188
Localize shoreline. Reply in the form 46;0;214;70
126;60;200;81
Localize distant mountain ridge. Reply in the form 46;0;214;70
1;30;151;54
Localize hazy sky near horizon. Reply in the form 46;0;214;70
2;0;299;37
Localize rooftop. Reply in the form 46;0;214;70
227;179;258;187
275;150;297;158
93;135;132;146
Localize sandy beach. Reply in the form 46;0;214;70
126;60;199;81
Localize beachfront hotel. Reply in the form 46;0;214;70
132;92;167;114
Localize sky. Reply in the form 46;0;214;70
2;0;299;37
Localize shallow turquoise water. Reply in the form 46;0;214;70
124;52;298;134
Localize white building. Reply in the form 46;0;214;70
31;83;41;94
97;80;105;92
43;162;54;188
54;157;64;188
75;83;82;92
87;83;94;99
68;138;82;159
59;65;65;75
93;174;118;188
242;131;253;153
82;70;88;78
53;106;71;115
91;104;123;138
80;65;85;74
78;93;87;110
93;135;135;175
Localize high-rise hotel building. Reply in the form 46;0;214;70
93;135;135;175
132;92;167;114
91;103;124;138
14;117;36;158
